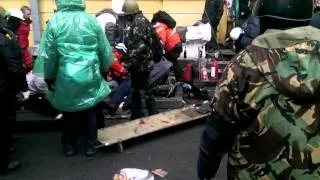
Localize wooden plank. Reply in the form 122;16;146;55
98;105;209;146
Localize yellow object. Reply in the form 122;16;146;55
217;4;228;44
2;0;229;46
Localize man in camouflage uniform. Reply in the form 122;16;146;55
197;0;320;179
121;0;158;120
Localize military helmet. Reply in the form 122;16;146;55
122;0;139;15
253;0;313;22
0;6;6;18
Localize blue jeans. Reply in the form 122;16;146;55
108;79;132;108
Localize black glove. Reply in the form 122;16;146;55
45;79;55;91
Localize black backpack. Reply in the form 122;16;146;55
151;27;164;63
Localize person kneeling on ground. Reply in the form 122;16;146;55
104;43;132;114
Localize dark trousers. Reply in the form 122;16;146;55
202;0;224;50
62;107;98;145
197;112;238;180
165;46;184;82
207;26;218;50
130;71;158;120
0;114;10;171
0;94;12;171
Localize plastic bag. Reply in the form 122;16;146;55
113;168;154;180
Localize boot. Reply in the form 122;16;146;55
63;143;76;157
85;141;100;157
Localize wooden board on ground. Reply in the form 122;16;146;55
98;105;209;147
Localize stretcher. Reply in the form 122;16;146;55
97;104;210;149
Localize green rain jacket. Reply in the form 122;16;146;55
39;0;114;112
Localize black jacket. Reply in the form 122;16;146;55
310;12;320;29
235;16;260;52
0;27;28;97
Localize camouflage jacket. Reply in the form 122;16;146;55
213;26;320;179
124;12;153;72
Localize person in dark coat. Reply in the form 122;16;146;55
310;6;320;28
0;15;28;174
201;0;224;52
232;15;260;52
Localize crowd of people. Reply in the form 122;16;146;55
0;0;186;174
1;0;320;179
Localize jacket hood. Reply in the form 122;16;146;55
55;0;86;11
250;26;320;100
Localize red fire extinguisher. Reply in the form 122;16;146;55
210;58;221;81
200;65;209;81
183;63;193;83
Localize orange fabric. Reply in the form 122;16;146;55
165;29;181;53
153;22;181;53
154;22;168;44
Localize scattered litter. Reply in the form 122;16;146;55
152;169;168;178
114;168;154;180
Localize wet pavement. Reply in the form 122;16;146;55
1;119;227;180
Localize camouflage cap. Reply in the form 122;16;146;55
0;6;6;18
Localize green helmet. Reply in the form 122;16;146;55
122;0;139;15
0;6;5;18
253;0;313;22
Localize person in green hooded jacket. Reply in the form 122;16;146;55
39;0;114;157
198;0;320;179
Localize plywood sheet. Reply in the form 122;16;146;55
98;106;209;146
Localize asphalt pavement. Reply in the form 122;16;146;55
1;122;227;180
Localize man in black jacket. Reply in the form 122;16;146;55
201;0;224;52
0;15;28;173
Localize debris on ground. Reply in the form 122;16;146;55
152;169;168;178
113;168;154;180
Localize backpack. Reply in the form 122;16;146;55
151;27;164;63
